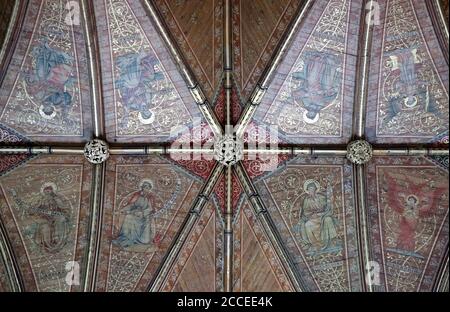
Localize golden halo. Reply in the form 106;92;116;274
139;179;154;190
303;179;320;192
40;182;57;194
405;194;419;203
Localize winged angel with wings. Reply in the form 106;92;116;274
382;173;446;253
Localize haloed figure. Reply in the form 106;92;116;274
294;180;339;251
33;184;69;253
12;183;70;253
114;180;156;248
397;195;419;251
383;173;446;254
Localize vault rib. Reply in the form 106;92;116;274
0;0;25;88
1;145;449;156
351;0;375;292
79;0;107;291
223;0;234;292
80;0;105;139
352;0;374;139
425;0;449;63
433;247;449;291
0;211;24;291
83;163;106;291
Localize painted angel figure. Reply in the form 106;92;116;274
383;174;446;252
292;178;339;251
113;180;161;249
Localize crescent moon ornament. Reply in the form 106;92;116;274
302;110;320;124
138;110;155;124
403;95;418;108
39;105;57;119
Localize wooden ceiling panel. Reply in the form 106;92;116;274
95;0;206;143
366;156;449;291
250;156;363;291
0;155;93;291
153;0;223;104
365;0;449;144
440;0;449;23
233;198;294;292
233;0;302;102
0;0;93;143
162;201;223;292
95;155;205;291
250;0;360;144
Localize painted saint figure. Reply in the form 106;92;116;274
384;48;440;124
292;179;339;250
12;183;70;253
290;52;342;123
113;180;156;248
26;41;74;119
116;52;164;125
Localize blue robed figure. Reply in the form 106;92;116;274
114;181;156;248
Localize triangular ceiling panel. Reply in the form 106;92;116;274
95;155;205;291
161;200;223;292
249;0;360;144
0;0;93;143
232;0;302;102
233;197;294;292
95;0;208;143
249;156;362;291
366;156;449;291
153;0;223;104
365;0;449;144
0;155;92;291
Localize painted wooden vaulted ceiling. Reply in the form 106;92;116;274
0;0;448;292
